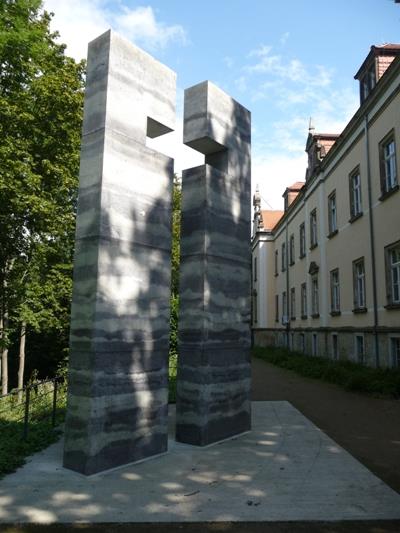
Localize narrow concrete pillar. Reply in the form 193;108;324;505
63;30;176;475
176;81;252;446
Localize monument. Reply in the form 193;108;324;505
63;31;252;474
176;81;252;445
63;30;176;475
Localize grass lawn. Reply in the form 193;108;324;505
0;381;67;478
253;345;400;399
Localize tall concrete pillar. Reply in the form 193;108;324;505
176;81;252;446
63;31;176;475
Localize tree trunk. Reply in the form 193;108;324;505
1;337;8;396
18;322;27;402
1;271;9;396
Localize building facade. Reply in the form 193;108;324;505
252;45;400;368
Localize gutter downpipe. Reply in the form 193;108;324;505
285;220;290;348
364;113;380;367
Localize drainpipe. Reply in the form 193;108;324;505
364;114;380;367
285;220;290;348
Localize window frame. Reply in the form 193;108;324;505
349;167;362;222
299;222;306;258
281;242;286;272
328;190;338;236
384;240;400;308
330;268;340;315
290;287;296;320
353;257;367;312
310;209;318;249
379;130;398;199
289;234;295;265
301;282;307;319
390;337;400;368
311;273;319;317
355;334;365;364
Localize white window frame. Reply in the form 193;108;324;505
350;170;362;218
289;234;295;265
328;191;337;234
355;334;365;364
385;242;400;305
330;268;340;313
353;258;366;309
390;337;400;368
332;333;338;360
301;282;307;318
310;209;317;248
381;135;397;193
290;287;296;320
312;333;318;356
299;223;306;258
311;274;319;316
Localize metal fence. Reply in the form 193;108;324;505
0;376;67;440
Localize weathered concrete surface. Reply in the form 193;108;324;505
63;30;176;475
176;82;252;446
2;402;400;523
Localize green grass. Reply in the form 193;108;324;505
253;345;400;398
0;359;179;479
0;381;67;478
169;352;177;402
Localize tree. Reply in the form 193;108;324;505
0;0;84;393
169;175;182;360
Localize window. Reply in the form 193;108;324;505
299;333;305;353
301;282;307;318
391;337;400;368
281;242;286;271
353;258;366;311
289;234;295;265
349;169;362;220
360;66;376;103
290;333;295;350
253;257;257;282
311;274;319;317
355;335;365;364
282;291;287;323
385;242;400;306
290;287;296;320
275;294;279;322
332;334;338;360
253;289;257;324
274;250;279;276
328;191;337;235
299;223;306;258
380;132;397;196
312;333;317;356
310;209;317;248
330;268;340;314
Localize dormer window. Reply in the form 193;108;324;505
354;44;400;105
361;66;376;102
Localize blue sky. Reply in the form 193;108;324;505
44;0;400;209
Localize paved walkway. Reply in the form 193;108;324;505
251;357;400;494
1;357;400;532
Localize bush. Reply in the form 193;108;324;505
252;345;400;398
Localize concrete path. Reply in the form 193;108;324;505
1;401;400;524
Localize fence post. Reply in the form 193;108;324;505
23;386;30;440
52;378;58;427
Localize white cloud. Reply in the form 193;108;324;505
247;45;333;88
43;1;186;60
252;152;307;211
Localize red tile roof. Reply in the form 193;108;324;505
261;210;284;231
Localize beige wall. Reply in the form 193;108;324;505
252;58;400;367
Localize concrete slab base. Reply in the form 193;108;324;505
1;401;400;524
